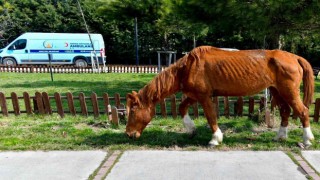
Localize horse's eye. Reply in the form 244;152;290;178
131;105;138;111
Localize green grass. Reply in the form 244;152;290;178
0;72;319;151
1;114;319;151
0;72;155;97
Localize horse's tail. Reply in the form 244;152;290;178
298;57;314;107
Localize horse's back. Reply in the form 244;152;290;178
183;46;303;96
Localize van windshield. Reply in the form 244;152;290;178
0;49;2;53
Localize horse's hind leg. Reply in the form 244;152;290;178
179;96;197;137
199;97;222;146
270;87;291;141
290;100;315;146
278;89;314;146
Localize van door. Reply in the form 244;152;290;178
28;40;53;65
5;39;29;65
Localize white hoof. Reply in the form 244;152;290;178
274;126;288;141
183;114;196;135
303;127;314;146
209;128;223;146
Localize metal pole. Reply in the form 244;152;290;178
48;53;53;82
134;17;139;65
157;51;161;73
76;0;99;68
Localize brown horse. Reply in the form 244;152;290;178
126;46;315;147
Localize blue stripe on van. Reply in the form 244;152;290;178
30;50;100;53
21;60;72;63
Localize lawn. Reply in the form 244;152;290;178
0;72;319;151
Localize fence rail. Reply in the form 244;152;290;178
0;92;319;124
0;65;166;73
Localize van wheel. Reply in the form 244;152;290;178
75;59;88;67
3;58;17;66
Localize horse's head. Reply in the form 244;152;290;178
126;91;154;139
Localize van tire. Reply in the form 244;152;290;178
3;58;17;66
75;59;88;67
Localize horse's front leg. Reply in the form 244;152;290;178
179;96;197;138
200;97;223;147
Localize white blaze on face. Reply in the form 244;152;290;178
183;114;196;134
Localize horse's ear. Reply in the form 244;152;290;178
126;92;140;106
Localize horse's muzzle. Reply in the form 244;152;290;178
126;131;141;139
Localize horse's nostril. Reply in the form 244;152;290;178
126;132;131;138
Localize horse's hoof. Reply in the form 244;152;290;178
208;139;220;147
188;130;197;139
208;142;220;148
303;140;312;148
208;144;216;148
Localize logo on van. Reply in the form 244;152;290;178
43;41;53;48
70;43;92;48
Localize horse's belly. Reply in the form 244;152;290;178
214;80;270;96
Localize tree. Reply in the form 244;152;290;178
170;0;320;50
98;0;168;64
1;0;319;65
0;1;14;47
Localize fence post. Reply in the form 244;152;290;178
11;92;20;116
314;98;320;122
160;99;167;118
111;106;119;125
213;96;219;118
42;92;52;114
170;95;177;118
114;93;121;108
91;93;100;118
54;92;64;118
35;92;45;114
66;92;76;116
23;92;33;115
236;97;243;116
0;92;8;116
224;96;229;118
248;97;254;118
79;92;88;116
259;97;265;112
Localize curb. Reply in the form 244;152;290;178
93;151;121;180
292;153;320;180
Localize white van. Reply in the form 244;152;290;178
0;32;105;67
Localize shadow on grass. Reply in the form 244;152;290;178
80;124;304;150
82;126;213;149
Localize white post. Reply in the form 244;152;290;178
91;51;96;73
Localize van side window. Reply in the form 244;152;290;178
9;39;27;50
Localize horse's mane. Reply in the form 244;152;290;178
138;56;187;105
137;46;221;105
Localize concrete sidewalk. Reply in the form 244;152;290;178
106;151;308;180
0;151;107;180
0;150;319;180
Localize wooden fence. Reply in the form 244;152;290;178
0;65;165;74
0;92;319;124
